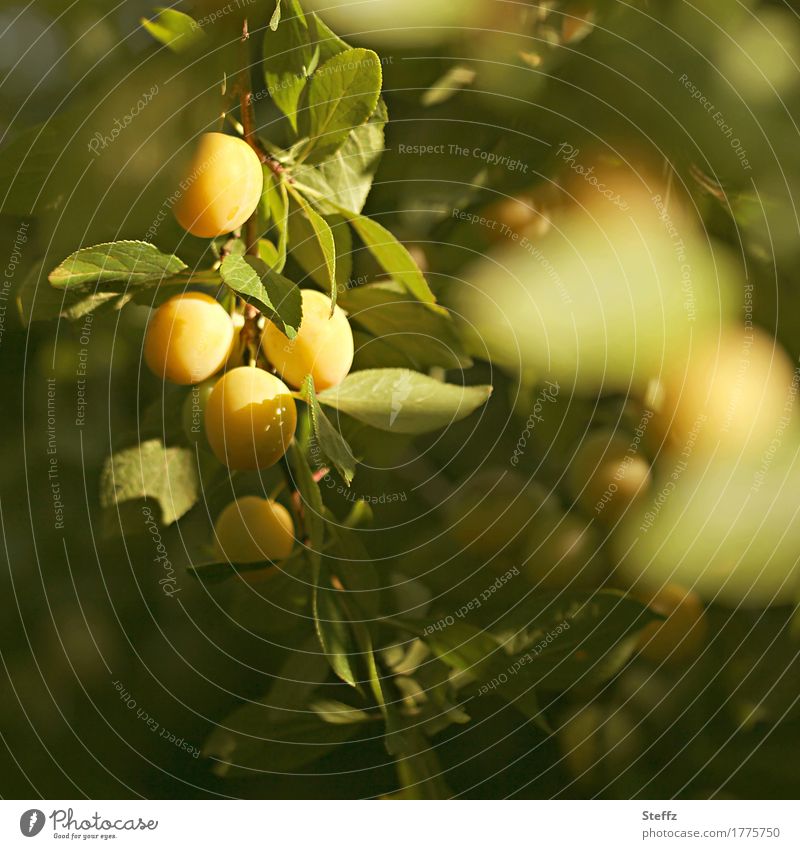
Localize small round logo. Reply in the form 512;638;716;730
19;809;45;837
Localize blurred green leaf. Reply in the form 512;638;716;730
141;8;204;54
310;699;372;724
421;65;476;107
204;648;355;776
269;0;283;31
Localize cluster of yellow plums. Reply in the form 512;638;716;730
143;132;355;569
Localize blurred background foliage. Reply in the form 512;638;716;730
2;0;800;799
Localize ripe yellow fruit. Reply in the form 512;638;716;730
144;293;234;385
263;289;354;390
568;431;651;521
204;366;297;470
448;469;555;558
173;132;263;238
636;584;708;664
214;496;295;564
661;326;796;458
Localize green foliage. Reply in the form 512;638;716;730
219;254;302;338
99;438;200;525
317;369;492;434
301;375;357;485
12;0;721;800
300;48;382;163
48;240;186;288
140;8;205;54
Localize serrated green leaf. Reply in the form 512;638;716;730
289;194;337;302
339;281;472;370
100;439;200;525
301;375;357;485
294;99;387;214
318;369;492;434
262;1;349;131
301;48;382;164
141;7;204;53
48;241;187;289
219;254;301;338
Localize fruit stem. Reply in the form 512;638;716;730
238;18;259;258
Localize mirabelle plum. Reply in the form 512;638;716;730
447;469;556;558
214;496;295;564
204;366;297;470
520;512;608;591
173;132;263;238
568;431;651;521
263;289;354;390
660;325;796;459
636;584;708;664
144;292;234;385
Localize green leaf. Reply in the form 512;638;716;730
204;648;356;776
290;211;352;299
289;194;337;302
425;621;503;676
0;118;70;215
48;241;187;289
318;369;492;434
339;281;472;370
332;207;438;306
269;0;282;31
309;699;371;724
421;65;476;107
301;375;357;485
394;729;452;799
141;7;204;53
286;439;326;565
219;254;301;338
315;563;360;687
260;172;290;272
186;548;305;584
262;1;349;132
505;590;659;691
18;260;122;324
293;99;387;214
100;439;200;525
301;49;382;163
